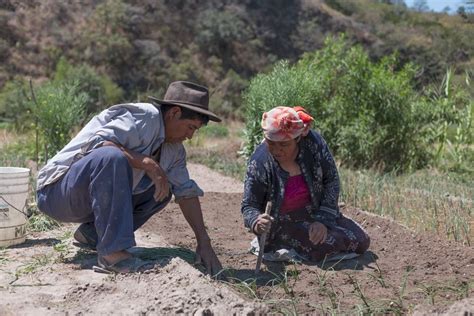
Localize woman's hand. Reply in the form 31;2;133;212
143;157;170;201
253;213;274;235
308;222;328;245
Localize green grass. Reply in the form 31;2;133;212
53;231;73;263
417;280;471;305
15;254;51;277
28;210;60;232
187;124;229;147
199;124;229;138
187;150;247;181
222;264;301;314
339;167;473;245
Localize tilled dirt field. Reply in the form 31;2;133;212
148;192;474;315
1;163;473;315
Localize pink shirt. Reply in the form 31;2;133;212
280;174;311;214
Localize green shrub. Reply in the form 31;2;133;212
53;57;123;115
0;79;32;130
209;70;249;119
0;58;123;133
423;69;473;173
77;0;132;69
32;82;87;160
242;35;471;173
196;9;251;56
199;124;229;138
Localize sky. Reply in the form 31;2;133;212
404;0;464;12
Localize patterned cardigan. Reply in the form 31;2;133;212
241;130;341;241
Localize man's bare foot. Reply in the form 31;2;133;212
101;250;132;265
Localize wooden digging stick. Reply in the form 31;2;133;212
255;201;272;275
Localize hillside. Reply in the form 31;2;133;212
0;0;472;118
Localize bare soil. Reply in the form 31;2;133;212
1;163;473;315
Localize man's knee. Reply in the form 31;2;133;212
93;146;129;167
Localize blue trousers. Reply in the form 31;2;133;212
37;146;171;256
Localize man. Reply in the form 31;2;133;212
36;81;223;274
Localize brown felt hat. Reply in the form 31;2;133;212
148;81;221;122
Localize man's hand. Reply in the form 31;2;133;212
253;213;274;235
142;157;170;202
178;197;223;278
101;141;170;202
308;222;328;245
195;240;223;277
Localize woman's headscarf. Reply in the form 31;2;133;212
261;106;314;141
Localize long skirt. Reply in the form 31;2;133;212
270;209;370;262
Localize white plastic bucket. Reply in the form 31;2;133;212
0;167;30;247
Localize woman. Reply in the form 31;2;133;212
241;106;370;262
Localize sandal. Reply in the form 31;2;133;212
73;222;98;250
93;256;155;274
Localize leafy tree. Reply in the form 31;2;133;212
464;0;474;12
76;0;133;73
379;0;406;6
412;0;430;12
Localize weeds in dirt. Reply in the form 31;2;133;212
265;298;299;315
104;273;118;282
346;266;414;315
225;277;259;299
348;274;372;313
222;264;302;314
310;268;342;314
262;266;300;315
418;280;471;305
268;264;299;296
367;256;388;288
313;268;342;313
0;248;8;265
13;231;75;275
348;273;406;315
28;209;60;232
15;254;51;277
53;231;73;263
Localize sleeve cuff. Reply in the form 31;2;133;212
173;179;204;202
249;218;259;235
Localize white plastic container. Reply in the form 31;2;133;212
0;167;30;247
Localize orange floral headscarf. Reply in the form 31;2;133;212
261;106;314;141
